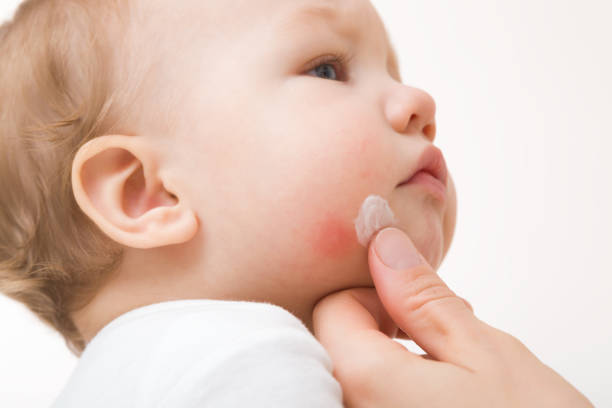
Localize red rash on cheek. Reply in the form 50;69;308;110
310;213;356;259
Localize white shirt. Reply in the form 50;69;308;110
52;299;344;407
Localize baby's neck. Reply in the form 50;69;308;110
72;260;318;346
71;239;331;346
73;287;317;346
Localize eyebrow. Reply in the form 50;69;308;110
293;4;339;23
285;4;402;82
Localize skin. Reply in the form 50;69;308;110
71;0;457;344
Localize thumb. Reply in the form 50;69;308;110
369;227;483;366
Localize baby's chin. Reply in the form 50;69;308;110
392;173;456;269
399;217;446;269
364;195;448;269
394;186;456;269
344;228;444;293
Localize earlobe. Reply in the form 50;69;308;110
71;135;198;249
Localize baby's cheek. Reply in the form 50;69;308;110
308;212;357;259
290;125;386;261
355;136;377;180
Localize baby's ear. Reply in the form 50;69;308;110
71;135;198;248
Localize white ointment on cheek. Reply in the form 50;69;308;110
353;195;398;247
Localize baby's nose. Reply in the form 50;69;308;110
384;85;436;142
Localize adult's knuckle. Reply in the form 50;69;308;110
487;326;527;352
401;271;458;316
477;325;532;374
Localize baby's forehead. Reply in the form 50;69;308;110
146;0;399;75
278;0;399;72
140;0;392;50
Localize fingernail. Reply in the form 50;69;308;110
374;227;424;270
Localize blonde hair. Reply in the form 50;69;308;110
0;0;144;355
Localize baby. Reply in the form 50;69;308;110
0;0;456;406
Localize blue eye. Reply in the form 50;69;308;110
309;62;339;80
305;53;349;81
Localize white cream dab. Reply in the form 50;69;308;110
353;195;398;247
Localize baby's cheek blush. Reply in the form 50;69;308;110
310;213;356;258
353;195;398;247
308;195;397;258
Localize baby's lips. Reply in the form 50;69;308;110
397;145;448;188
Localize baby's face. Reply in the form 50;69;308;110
149;0;456;318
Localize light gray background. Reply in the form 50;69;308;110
1;1;610;407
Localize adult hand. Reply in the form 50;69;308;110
313;227;593;408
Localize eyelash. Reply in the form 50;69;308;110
304;51;353;81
